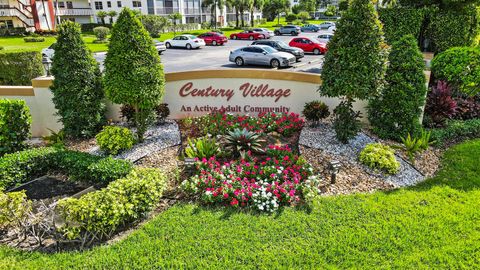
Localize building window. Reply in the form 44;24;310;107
132;0;141;7
107;1;111;7
66;1;73;8
0;20;13;28
57;1;65;8
94;1;103;9
117;1;122;7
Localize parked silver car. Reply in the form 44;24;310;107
318;21;335;30
274;25;301;36
229;45;296;68
317;33;334;43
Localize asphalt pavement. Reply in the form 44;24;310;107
94;31;328;74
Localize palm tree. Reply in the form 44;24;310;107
238;0;251;27
250;0;264;27
107;10;118;24
96;11;108;24
202;0;225;29
168;12;182;36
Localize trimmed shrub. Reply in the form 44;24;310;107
285;13;298;22
429;7;480;52
359;143;400;175
93;26;110;41
95;126;136;155
378;7;426;45
368;35;427;140
0;147;133;190
50;21;106;139
0;51;44;85
430;119;480;146
81;23;112;33
431;47;480;97
23;37;45;42
0;99;32;156
104;8;165;141
121;103;170;125
319;0;387;142
302;101;330;123
0;190;31;231
139;14;169;38
57;168;167;241
332;100;361;143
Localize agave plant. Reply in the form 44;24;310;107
224;128;265;157
185;136;220;159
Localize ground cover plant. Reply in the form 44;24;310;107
0;139;479;269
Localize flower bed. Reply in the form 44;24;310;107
182;145;320;212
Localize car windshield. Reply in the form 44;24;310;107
263;46;277;54
276;41;290;49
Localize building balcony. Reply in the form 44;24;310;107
183;8;200;15
0;7;34;26
56;8;93;16
155;7;180;15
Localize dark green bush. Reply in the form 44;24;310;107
378;7;426;44
57;168;167;241
0;99;32;156
302;101;330;123
333;100;362;143
285;13;298;22
23;37;45;42
430;119;480;146
93;26;110;41
429;7;479;52
104;8;165;142
50;21;106;139
431;47;480;96
368;35;427;140
80;23;112;33
0;147;133;190
139;15;169;37
0;27;26;36
0;51;44;85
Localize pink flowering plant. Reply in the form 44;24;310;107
194;111;304;137
181;145;321;212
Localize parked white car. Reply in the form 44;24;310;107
164;35;206;50
318;21;335;30
253;28;274;39
41;44;55;59
317;33;334;43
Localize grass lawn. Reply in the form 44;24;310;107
0;35;108;53
1;139;479;269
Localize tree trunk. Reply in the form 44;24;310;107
235;8;239;28
240;8;244;27
250;9;254;27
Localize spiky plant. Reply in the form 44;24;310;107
224;128;265;158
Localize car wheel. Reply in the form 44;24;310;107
270;59;280;68
291;31;296;35
249;35;254;40
232;35;237;40
212;40;217;46
186;43;192;50
274;31;280;35
166;42;171;48
235;57;244;66
313;48;320;55
158;51;162;55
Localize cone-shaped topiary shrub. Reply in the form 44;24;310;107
104;8;165;141
368;35;427;140
50;21;105;138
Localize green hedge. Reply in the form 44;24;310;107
0;99;32;156
431;47;480;97
429;7;480;52
378;7;426;45
0;51;44;86
430;119;480;146
80;23;113;33
0;147;133;190
57;168;167;240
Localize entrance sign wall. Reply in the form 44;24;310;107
0;69;368;137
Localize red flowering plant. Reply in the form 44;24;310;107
181;145;321;212
194;111;305;137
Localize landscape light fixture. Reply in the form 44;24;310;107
42;56;52;76
329;160;341;184
183;157;196;172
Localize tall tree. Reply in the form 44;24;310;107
319;0;387;142
104;8;165;141
368;35;427;140
50;21;105;138
168;12;182;36
140;15;170;37
250;0;264;26
202;0;226;28
107;10;118;24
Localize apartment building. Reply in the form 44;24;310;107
0;0;260;31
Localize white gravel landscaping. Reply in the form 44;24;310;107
299;124;425;188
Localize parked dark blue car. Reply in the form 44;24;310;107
300;24;320;32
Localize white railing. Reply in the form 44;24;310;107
56;8;93;16
0;7;34;26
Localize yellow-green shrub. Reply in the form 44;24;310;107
359;143;400;175
96;126;136;155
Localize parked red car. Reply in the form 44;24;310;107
230;30;265;40
288;37;327;55
197;32;228;46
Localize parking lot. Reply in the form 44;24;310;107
94;31;328;74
